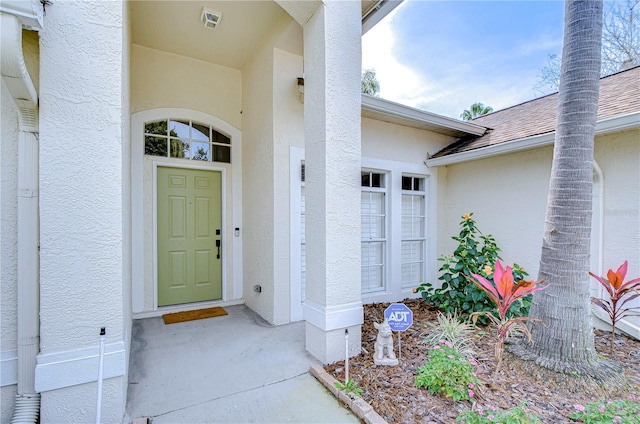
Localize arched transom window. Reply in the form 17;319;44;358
144;119;231;163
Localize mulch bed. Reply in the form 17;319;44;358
325;299;640;423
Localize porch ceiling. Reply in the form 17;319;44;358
130;1;292;70
129;1;384;70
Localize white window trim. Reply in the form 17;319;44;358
400;175;427;289
131;109;243;315
143;118;232;163
289;151;438;308
361;156;438;304
290;146;305;322
360;169;389;294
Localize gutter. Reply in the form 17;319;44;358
1;9;41;424
0;0;43;31
362;0;403;34
425;111;640;167
362;95;487;136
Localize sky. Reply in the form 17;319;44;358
362;0;567;119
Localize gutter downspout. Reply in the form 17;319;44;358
1;12;41;423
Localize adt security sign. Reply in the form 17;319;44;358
384;303;413;332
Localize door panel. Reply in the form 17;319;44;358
157;167;222;306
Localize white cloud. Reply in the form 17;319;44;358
362;1;560;119
362;4;439;109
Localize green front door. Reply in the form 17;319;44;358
157;167;222;306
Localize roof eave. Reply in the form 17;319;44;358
362;94;487;137
362;0;403;34
425;111;640;167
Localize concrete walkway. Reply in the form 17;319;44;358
126;305;359;423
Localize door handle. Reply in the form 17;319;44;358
216;239;221;259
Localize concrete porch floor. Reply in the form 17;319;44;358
125;304;359;423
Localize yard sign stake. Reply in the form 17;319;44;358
384;303;413;362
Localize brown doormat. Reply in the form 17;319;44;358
162;307;228;324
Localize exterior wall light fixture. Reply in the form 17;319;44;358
297;77;304;103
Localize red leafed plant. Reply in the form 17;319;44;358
590;261;640;355
467;261;547;371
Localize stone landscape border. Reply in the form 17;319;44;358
310;364;387;424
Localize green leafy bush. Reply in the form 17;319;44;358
568;397;640;423
457;401;542;423
415;213;530;323
414;340;480;401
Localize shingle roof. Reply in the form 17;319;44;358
432;65;640;158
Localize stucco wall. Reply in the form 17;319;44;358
0;80;19;356
241;15;296;325
362;117;453;163
437;146;553;276
40;379;123;423
242;28;276;324
1;77;19;424
594;130;640;332
121;2;133;403
272;47;304;324
38;0;128;420
131;44;242;130
595;130;640;276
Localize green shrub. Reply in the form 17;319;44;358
414;340;480;401
457;401;542;423
568;397;640;423
415;213;530;323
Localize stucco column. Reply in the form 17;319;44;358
303;1;363;364
37;1;129;422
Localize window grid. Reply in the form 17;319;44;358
300;162;306;302
361;171;387;293
144;119;231;163
401;176;426;289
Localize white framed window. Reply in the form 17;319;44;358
144;119;231;163
300;163;306;302
401;176;426;289
361;170;387;293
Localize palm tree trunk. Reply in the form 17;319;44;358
511;0;620;379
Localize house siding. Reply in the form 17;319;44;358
437;146;553;276
362;116;454;162
595;130;640;283
272;46;305;325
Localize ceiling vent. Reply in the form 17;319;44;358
201;7;222;30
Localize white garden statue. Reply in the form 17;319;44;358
373;319;398;366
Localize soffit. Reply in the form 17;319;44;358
130;1;291;70
362;0;380;17
130;1;385;70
